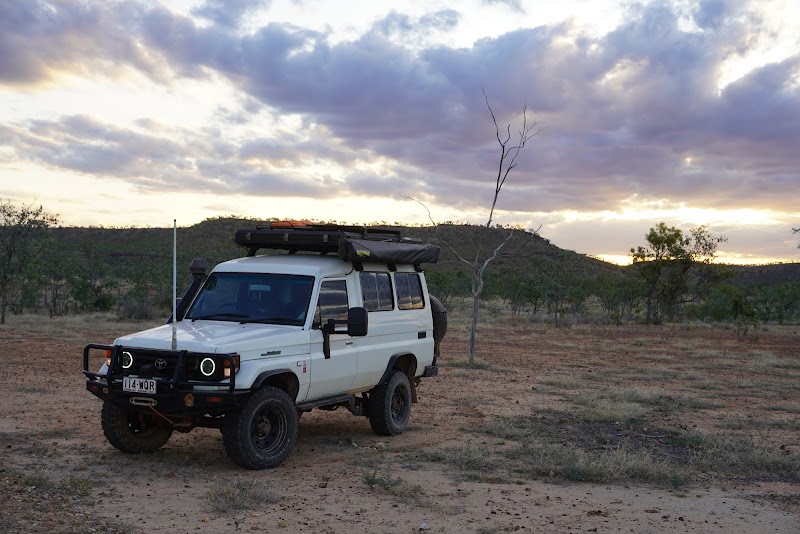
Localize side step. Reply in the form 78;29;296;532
296;394;354;412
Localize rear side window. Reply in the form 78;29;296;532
360;272;394;312
313;280;349;328
395;273;425;310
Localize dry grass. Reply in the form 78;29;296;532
581;398;648;423
20;466;53;489
506;443;687;487
441;360;505;372
538;376;584;389
423;444;502;474
572;388;719;415
206;478;280;513
62;477;95;497
0;312;161;334
2;310;799;532
425;309;800;490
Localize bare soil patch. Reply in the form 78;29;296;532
1;313;798;533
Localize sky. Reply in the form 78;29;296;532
1;0;799;265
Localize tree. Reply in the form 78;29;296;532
410;91;541;362
0;200;60;324
593;271;644;324
426;270;471;308
691;283;758;340
40;245;70;317
542;268;572;327
68;239;115;313
751;281;800;325
498;266;544;317
630;222;725;324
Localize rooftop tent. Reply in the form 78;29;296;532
338;238;439;265
233;222;440;266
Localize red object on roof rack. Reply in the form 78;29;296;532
265;220;316;228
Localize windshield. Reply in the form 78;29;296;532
186;272;314;326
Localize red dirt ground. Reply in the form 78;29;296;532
1;315;798;533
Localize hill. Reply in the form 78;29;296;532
726;262;800;285
53;217;623;282
53;217;800;285
31;218;800;323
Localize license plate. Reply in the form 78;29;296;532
123;377;156;394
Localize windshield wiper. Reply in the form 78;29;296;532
240;317;299;325
191;312;249;322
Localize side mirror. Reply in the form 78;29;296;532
346;307;368;337
321;307;369;359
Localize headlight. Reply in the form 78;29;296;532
200;357;216;377
122;351;133;369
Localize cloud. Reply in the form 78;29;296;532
693;0;732;29
0;0;161;86
192;0;269;28
481;0;525;13
1;111;397;201
373;9;461;40
139;5;243;79
2;0;799;224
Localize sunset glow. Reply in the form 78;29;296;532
2;0;798;265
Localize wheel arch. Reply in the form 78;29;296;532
251;369;300;402
379;353;418;402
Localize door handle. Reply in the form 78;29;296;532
345;341;354;346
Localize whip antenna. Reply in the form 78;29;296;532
172;219;177;351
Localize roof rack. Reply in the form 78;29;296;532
233;222;439;266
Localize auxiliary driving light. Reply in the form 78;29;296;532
122;351;133;369
200;357;216;377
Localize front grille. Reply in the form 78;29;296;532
111;348;229;382
83;344;237;392
115;348;179;378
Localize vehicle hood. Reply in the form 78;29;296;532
113;321;309;354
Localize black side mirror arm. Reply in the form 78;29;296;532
321;319;336;359
319;308;368;360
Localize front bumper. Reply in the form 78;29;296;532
83;344;249;416
84;378;252;415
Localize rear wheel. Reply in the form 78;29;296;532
101;401;173;454
368;370;412;436
222;386;298;469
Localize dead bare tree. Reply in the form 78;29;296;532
409;91;541;363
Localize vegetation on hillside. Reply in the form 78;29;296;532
2;211;799;328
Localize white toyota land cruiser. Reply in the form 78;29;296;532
83;223;446;469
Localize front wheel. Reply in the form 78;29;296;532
368;370;412;436
101;401;173;454
222;386;298;470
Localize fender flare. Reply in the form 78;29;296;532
378;353;418;402
251;369;299;400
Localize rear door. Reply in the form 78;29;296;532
351;269;433;390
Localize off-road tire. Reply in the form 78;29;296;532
222;386;298;470
430;295;447;343
368;370;412;436
101;401;173;454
